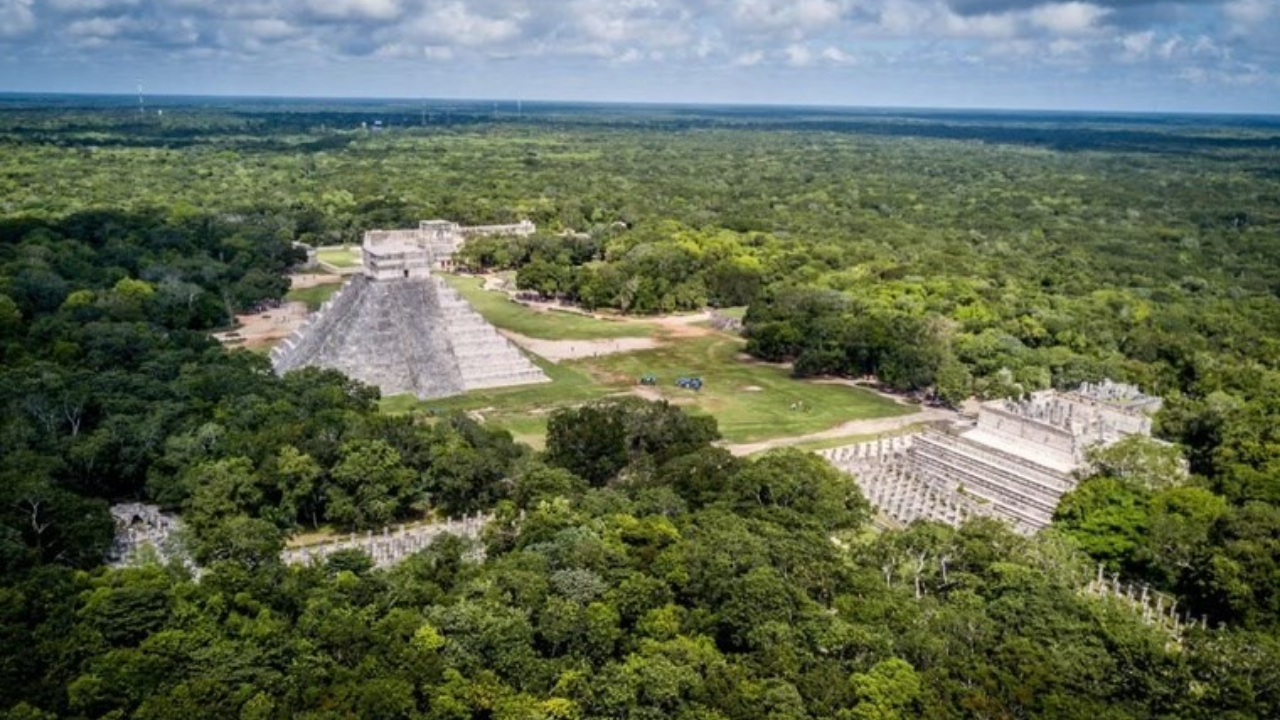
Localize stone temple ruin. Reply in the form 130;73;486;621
821;380;1164;534
362;219;535;272
271;220;547;399
107;503;188;568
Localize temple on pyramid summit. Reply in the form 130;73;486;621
270;220;547;399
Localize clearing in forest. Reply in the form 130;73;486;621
315;246;362;270
382;276;915;447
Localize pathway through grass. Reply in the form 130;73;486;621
381;274;914;447
440;274;657;340
384;335;914;446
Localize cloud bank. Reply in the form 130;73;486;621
1;0;1276;111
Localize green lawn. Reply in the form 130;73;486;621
440;274;656;340
286;281;344;311
381;275;911;446
316;247;361;269
578;336;914;443
380;354;617;447
383;335;914;446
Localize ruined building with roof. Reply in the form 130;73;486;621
270;220;547;399
821;380;1164;533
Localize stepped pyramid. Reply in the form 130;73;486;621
270;224;548;399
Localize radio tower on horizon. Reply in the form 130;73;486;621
136;80;145;118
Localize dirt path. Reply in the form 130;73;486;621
291;273;344;289
720;406;960;457
213;301;310;350
499;329;661;361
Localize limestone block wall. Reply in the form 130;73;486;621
821;384;1162;536
460;220;536;237
977;404;1079;467
270;281;360;372
272;274;545;399
821;435;989;528
907;431;1071;531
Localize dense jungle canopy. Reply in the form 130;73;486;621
0;97;1278;719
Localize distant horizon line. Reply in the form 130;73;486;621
1;89;1277;120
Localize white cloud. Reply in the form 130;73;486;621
939;10;1019;39
306;0;402;22
821;46;858;64
1049;38;1084;56
786;43;814;66
1224;0;1273;25
66;16;128;38
1028;2;1109;36
1120;30;1155;60
0;0;1275;111
47;0;140;11
403;2;521;47
241;18;299;42
733;0;844;35
0;0;35;37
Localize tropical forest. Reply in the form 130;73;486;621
0;96;1278;720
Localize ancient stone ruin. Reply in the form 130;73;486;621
821;381;1164;534
107;503;189;568
280;513;491;569
270;220;547;399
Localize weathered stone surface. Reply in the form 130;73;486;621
281;514;492;568
270;220;548;400
821;382;1162;534
107;503;189;568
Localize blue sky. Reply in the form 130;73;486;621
1;0;1277;113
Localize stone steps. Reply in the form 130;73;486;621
272;274;546;400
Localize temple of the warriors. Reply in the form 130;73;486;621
271;220;547;399
821;381;1163;533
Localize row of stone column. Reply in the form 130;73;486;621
819;436;995;530
819;434;915;467
281;514;493;569
1086;564;1208;638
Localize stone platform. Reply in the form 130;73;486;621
270;219;547;399
821;382;1164;534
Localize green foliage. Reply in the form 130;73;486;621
545;398;720;486
1;99;1279;720
1054;477;1151;570
847;658;921;720
327;439;417;529
1085;436;1189;491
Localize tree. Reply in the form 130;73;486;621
1053;477;1149;571
1085;436;1189;492
183;457;263;535
731;448;871;531
545;403;629;487
327;440;417;529
846;658;922;720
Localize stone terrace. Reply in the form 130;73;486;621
821;382;1162;534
